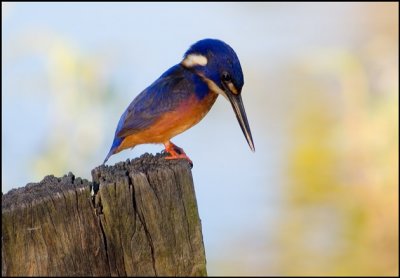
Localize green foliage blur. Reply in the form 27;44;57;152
208;4;398;276
281;49;398;275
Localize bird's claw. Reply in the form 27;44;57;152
163;141;193;168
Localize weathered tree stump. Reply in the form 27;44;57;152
2;153;207;276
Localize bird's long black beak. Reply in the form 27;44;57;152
225;91;255;152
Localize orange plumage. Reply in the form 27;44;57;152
116;92;217;153
104;39;255;165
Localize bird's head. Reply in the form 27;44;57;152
181;38;255;152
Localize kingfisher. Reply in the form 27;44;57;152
104;38;255;165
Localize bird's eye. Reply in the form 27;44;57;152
222;72;231;82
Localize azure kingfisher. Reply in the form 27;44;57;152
104;38;255;165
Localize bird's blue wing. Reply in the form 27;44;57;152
115;64;196;138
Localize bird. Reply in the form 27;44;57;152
103;38;255;165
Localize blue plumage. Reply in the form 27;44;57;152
184;39;244;91
115;65;203;138
104;38;254;164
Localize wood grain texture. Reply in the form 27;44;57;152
2;153;207;276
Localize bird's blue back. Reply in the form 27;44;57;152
104;38;254;164
115;64;210;139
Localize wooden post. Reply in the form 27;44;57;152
2;153;207;276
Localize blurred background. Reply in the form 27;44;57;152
2;2;398;276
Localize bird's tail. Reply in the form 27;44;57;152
103;137;123;164
103;151;113;165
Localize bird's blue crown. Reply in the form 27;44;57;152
183;39;244;92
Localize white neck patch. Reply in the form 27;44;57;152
200;76;229;100
182;54;208;68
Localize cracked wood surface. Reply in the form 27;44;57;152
2;153;207;276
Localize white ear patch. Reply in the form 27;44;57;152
182;54;208;67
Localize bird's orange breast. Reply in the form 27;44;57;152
117;92;218;152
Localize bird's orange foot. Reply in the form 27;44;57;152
163;141;193;167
